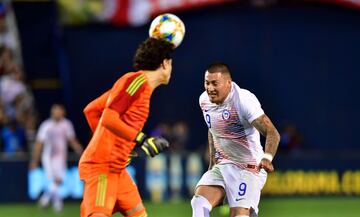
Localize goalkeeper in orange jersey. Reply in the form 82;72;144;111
79;37;174;217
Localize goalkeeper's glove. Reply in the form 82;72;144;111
135;132;169;157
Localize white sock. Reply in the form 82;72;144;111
191;195;212;217
49;183;63;212
234;216;249;217
39;192;51;207
53;195;63;213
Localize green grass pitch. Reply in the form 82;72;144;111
0;197;359;217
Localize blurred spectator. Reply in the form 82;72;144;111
0;16;16;52
0;15;37;155
171;121;190;151
150;122;172;140
24;114;38;152
0;69;26;118
0;46;18;76
279;122;303;155
1;119;26;156
0;1;23;66
168;121;189;201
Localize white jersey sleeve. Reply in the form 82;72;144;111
64;119;76;140
36;120;49;143
237;88;264;124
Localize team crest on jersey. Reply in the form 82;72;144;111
222;109;230;120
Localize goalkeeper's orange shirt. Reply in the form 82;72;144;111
79;71;153;177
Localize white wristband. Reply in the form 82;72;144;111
263;153;273;162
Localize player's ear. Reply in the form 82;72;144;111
226;77;232;86
160;60;166;70
161;59;171;69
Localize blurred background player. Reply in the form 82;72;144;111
29;103;83;212
191;62;280;217
79;37;173;217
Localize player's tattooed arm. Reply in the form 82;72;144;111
208;130;216;170
251;114;280;158
252;114;280;173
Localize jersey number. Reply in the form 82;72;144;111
238;182;247;196
205;114;211;128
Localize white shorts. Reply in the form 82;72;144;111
196;163;267;215
42;156;66;181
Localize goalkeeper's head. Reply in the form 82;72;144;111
133;37;174;84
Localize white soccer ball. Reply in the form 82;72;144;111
149;13;185;48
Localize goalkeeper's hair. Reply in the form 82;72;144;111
133;37;174;71
206;61;232;79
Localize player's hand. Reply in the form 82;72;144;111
141;137;169;157
29;161;38;170
259;158;274;173
135;132;169;157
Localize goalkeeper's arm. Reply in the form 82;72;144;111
101;107;169;157
84;91;110;132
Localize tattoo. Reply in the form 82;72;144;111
251;114;280;158
208;130;216;170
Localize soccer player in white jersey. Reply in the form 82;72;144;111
191;62;280;217
30;104;83;212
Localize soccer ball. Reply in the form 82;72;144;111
149;13;185;48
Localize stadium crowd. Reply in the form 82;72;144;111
0;3;37;157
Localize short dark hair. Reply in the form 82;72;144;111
207;62;231;77
52;103;65;110
133;37;174;71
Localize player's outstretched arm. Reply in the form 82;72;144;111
83;91;110;132
251;114;280;173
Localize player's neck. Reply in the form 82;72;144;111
143;70;165;89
